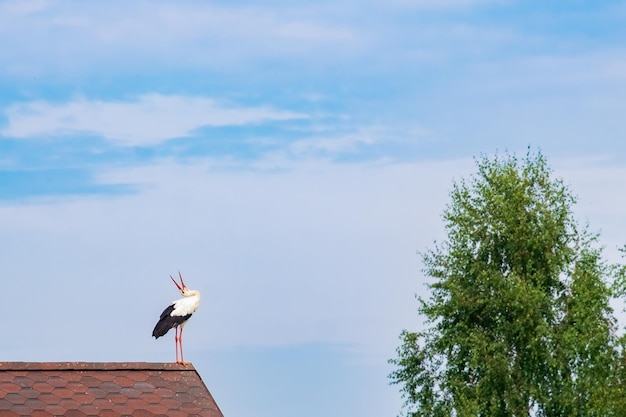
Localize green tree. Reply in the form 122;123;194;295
390;150;624;416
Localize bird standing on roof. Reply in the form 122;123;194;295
152;272;201;365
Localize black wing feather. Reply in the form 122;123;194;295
152;304;192;338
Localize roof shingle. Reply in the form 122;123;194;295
0;362;224;417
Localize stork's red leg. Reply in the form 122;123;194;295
174;326;180;364
180;326;185;365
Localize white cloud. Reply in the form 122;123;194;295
1;94;306;146
0;1;362;74
386;0;503;9
283;124;427;159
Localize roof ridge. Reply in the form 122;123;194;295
0;361;195;371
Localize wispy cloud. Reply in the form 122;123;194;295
1;94;307;146
385;0;502;9
0;1;362;75
0;0;52;16
284;125;428;159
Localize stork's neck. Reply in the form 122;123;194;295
184;289;201;300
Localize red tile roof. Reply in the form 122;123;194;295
0;362;224;417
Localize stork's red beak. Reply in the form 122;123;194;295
170;271;187;290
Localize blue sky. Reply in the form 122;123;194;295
1;1;626;416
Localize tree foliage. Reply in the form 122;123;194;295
390;150;625;416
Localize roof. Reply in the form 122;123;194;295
0;362;224;417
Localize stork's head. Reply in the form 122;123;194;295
170;271;189;296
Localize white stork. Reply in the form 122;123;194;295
152;272;201;365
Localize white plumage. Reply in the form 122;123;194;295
171;293;201;317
